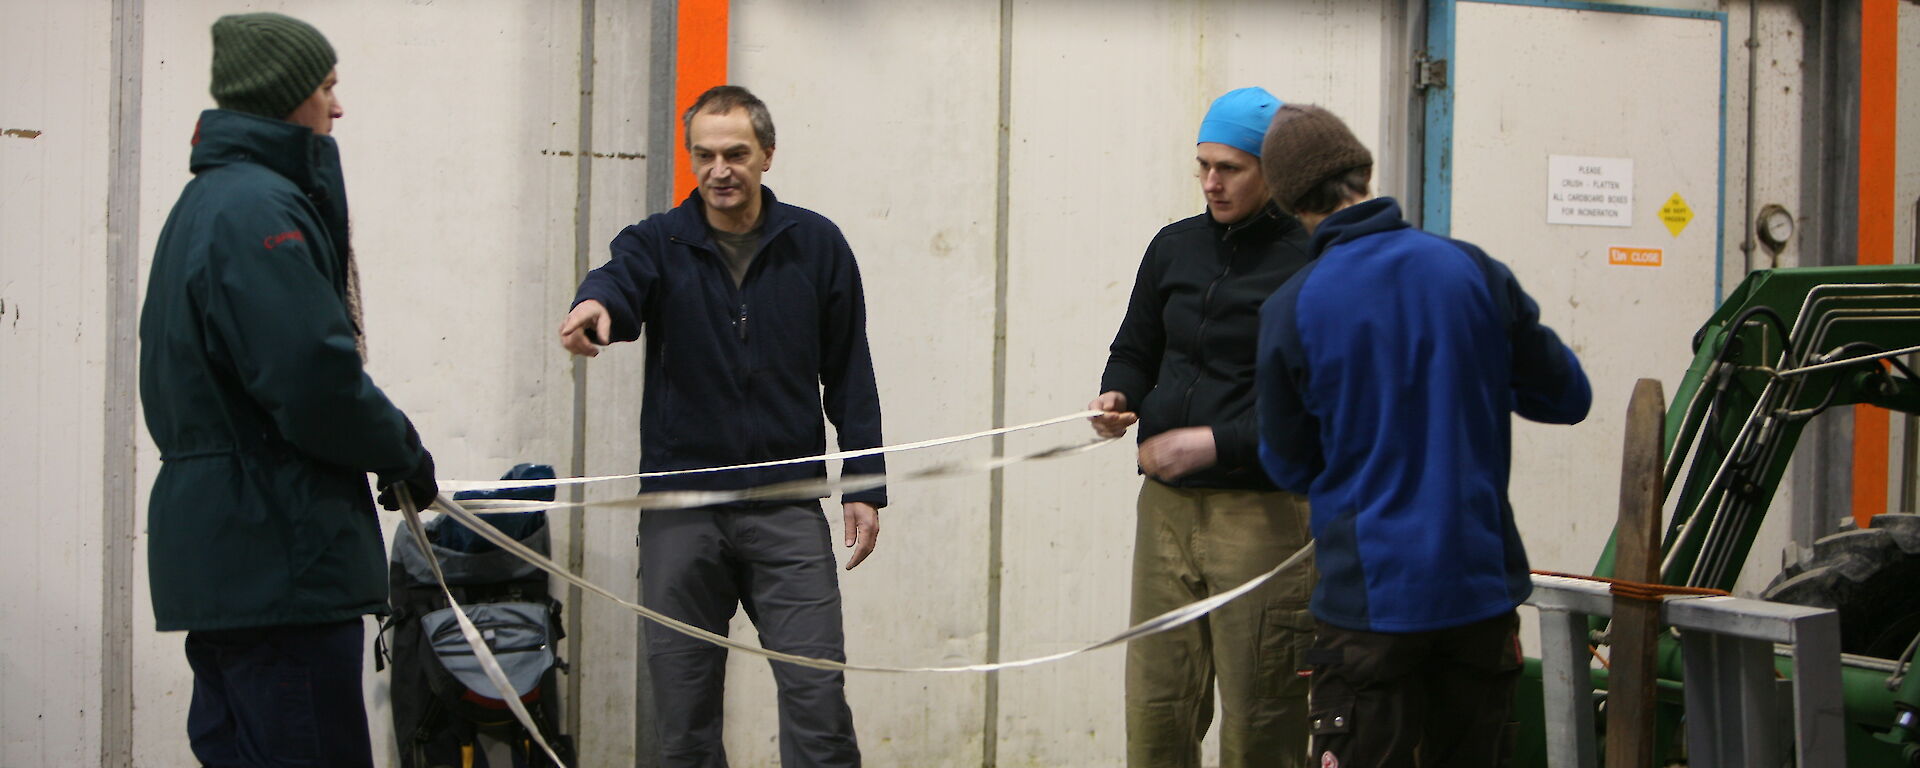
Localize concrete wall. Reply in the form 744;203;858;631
727;2;1003;765
3;0;1911;765
1729;0;1816;594
0;2;114;765
996;4;1392;765
727;3;1397;764
123;1;602;763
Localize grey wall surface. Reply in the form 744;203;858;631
1;2;115;765
6;0;1917;765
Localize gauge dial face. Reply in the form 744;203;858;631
1764;210;1793;242
1757;205;1795;252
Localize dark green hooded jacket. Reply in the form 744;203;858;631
139;109;427;631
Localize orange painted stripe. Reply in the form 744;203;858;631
1855;406;1890;527
1853;0;1898;528
673;0;730;204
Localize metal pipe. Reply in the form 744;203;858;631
1741;0;1761;272
1778;342;1920;377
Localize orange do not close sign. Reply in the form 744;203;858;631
1608;246;1664;267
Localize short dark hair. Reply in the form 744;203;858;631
681;85;776;151
1288;165;1372;216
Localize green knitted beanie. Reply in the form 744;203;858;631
209;13;336;120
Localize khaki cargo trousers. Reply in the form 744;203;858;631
1126;479;1317;768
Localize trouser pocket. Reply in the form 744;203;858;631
1256;605;1316;700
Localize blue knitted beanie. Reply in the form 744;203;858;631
1197;87;1283;157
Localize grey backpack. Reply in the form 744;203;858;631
381;464;572;767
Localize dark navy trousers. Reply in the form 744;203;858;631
641;502;859;767
184;619;374;768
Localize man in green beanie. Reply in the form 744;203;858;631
140;12;437;767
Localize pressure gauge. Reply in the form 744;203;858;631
1756;204;1795;256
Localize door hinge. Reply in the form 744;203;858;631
1415;53;1449;91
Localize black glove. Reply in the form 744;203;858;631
377;449;437;511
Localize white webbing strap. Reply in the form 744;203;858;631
441;409;1105;492
432;489;1313;674
454;435;1116;515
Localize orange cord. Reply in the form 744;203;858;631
1535;570;1732;672
1531;570;1730;602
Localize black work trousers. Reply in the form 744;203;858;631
641;502;858;767
184;619;374;768
1305;611;1522;768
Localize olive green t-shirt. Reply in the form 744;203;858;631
711;218;764;288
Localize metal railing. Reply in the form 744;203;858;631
1526;573;1843;767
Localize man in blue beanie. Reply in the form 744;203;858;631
1090;86;1318;768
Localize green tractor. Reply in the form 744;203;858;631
1515;264;1920;765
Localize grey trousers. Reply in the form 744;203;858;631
641;502;859;768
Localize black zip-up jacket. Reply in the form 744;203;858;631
1099;203;1313;490
573;188;886;506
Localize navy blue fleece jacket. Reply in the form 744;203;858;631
1256;198;1590;632
573;188;886;506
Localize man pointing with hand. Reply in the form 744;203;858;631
560;85;883;767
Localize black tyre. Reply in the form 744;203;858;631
1762;512;1920;659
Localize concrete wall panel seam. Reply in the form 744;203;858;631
102;0;143;764
984;1;1014;765
646;0;678;215
636;2;677;763
567;0;597;746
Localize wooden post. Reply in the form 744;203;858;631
1606;378;1668;768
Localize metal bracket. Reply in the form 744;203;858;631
1415;52;1449;90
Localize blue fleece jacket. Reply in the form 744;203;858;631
572;188;886;507
1255;198;1591;632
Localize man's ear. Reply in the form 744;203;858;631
763;146;775;172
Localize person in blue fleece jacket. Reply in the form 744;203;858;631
1253;104;1591;767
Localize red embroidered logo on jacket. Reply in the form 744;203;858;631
262;230;306;250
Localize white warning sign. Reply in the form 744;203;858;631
1547;155;1633;227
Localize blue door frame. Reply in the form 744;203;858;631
1423;0;1730;299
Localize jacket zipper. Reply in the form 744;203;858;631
1183;228;1244;424
669;234;753;345
672;229;779;464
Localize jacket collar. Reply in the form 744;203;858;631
665;185;797;250
1308;196;1410;256
1210;201;1302;243
189;109;338;195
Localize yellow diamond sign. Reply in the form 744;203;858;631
1659;193;1694;237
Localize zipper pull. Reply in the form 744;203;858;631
737;304;748;341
